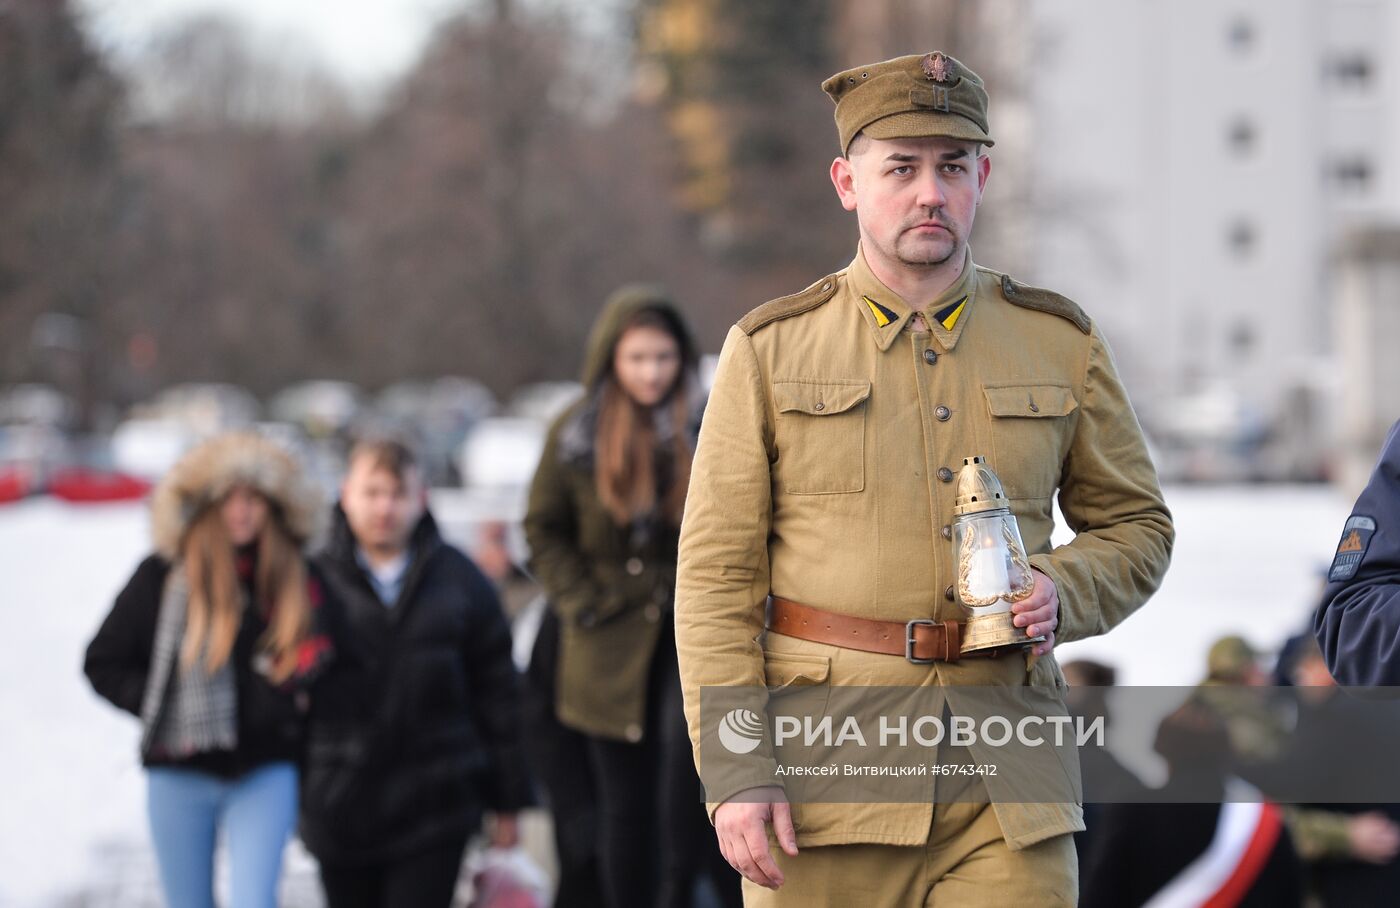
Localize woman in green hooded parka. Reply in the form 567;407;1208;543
525;286;740;908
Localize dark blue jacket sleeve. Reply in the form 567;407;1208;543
1316;420;1400;685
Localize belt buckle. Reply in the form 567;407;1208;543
905;619;937;664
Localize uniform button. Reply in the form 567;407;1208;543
625;724;644;743
937;467;954;482
644;604;661;622
626;557;644;576
923;349;938;365
945;585;955;602
935;406;951;421
814;402;825;411
941;525;952;540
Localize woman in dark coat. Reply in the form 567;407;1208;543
524;286;739;908
84;431;333;908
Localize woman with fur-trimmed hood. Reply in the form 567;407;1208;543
84;431;333;908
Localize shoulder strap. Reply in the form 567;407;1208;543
737;274;842;335
998;274;1091;335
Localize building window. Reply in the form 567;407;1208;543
1330;53;1374;89
1227;17;1256;53
1229;321;1255;357
1228;220;1257;258
1331;157;1374;194
1227;117;1256;156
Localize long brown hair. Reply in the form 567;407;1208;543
595;310;694;526
180;494;311;684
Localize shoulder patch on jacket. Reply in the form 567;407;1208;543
997;273;1092;335
737;273;842;335
1329;515;1377;582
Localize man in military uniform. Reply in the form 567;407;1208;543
1316;419;1400;685
1191;635;1286;765
675;51;1174;905
1188;634;1400;881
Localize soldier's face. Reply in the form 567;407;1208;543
831;135;990;270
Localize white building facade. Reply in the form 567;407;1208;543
1023;0;1397;478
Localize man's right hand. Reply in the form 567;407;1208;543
714;786;799;889
1347;811;1400;864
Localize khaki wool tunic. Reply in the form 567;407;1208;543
675;246;1174;851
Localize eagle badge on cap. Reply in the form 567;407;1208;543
922;52;953;83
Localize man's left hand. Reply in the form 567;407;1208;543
1010;569;1058;656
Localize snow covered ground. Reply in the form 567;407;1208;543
1052;484;1350;685
0;484;1354;905
0;499;327;908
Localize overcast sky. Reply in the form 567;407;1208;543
78;0;632;104
78;0;461;89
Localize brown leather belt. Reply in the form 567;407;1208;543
766;595;970;664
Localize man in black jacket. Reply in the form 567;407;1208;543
303;437;531;907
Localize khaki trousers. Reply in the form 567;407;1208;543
741;801;1077;907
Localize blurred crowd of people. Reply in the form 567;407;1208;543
82;289;733;908
1070;630;1400;907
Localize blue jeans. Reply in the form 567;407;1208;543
146;762;298;908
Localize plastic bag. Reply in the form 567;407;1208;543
466;846;551;908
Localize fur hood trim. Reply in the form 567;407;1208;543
150;431;325;558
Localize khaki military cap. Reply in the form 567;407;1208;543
822;51;993;154
1207;635;1260;680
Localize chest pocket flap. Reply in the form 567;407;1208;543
774;379;871;416
983;384;1078;419
983;384;1078;500
772;379;870;494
